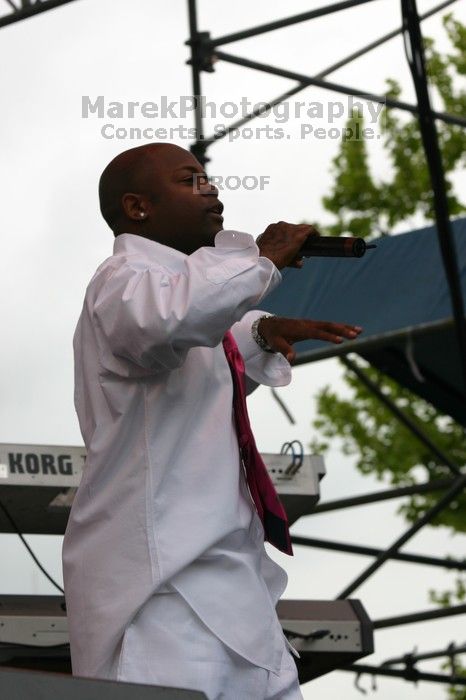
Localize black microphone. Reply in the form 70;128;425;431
299;236;376;258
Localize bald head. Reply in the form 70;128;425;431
99;143;177;229
98;143;224;254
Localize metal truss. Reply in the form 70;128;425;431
184;0;466;390
0;0;79;29
382;641;466;667
184;0;466;689
292;535;466;571
343;662;466;689
343;642;466;690
311;476;457;513
185;0;464;144
2;0;466;691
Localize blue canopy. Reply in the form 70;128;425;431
260;217;466;426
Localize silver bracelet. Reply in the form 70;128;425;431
251;314;276;353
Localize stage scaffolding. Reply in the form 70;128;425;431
1;0;466;691
184;2;466;687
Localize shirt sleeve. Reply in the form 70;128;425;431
229;309;292;393
92;230;283;373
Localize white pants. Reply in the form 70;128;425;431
117;589;303;700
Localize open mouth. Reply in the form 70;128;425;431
207;202;224;217
208;211;224;221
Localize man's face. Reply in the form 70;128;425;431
142;146;224;255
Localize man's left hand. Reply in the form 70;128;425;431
258;317;363;363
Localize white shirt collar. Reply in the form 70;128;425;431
113;230;258;275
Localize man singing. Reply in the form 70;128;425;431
62;142;362;699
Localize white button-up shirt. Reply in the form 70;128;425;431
62;230;296;681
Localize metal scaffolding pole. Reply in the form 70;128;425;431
382;642;466;667
0;0;79;28
186;0;209;166
336;472;466;598
401;0;466;396
310;477;456;513
373;603;466;629
340;663;466;686
308;0;458;77
204;0;377;48
191;0;459;147
189;0;460;148
212;50;466;129
290;534;466;571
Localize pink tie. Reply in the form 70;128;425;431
222;330;293;556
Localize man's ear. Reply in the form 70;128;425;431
121;192;151;222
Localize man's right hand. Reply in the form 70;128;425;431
256;222;320;270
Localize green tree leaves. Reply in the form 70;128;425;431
320;14;466;237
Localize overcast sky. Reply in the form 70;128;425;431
0;1;465;698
